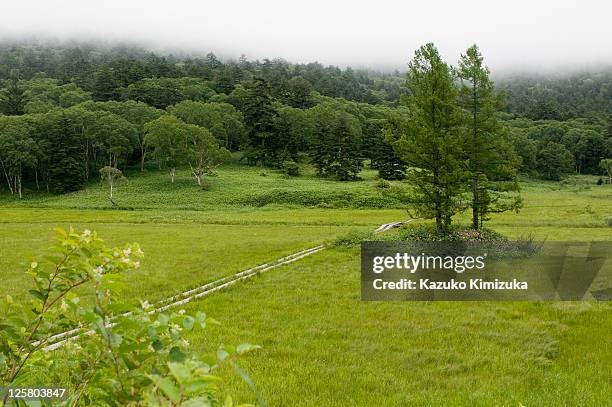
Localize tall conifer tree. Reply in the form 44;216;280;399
457;45;521;228
394;43;465;234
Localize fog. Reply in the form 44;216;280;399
1;0;611;72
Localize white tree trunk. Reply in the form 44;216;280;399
0;160;13;195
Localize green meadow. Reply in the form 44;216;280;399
0;163;611;406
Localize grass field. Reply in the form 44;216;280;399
0;162;611;406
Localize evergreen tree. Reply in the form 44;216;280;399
308;103;363;181
0;77;26;115
365;118;406;180
242;78;281;166
91;67;120;101
457;45;521;229
44;111;87;194
393;43;465;234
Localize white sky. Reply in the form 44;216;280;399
1;0;611;72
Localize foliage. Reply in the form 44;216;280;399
536;142;575;180
395;223;508;242
393;43;465;234
600;158;612;184
168;100;246;150
144;115;190;183
282;160;300;177
83;100;163;171
0;41;609;199
364;117;406;180
185;126;232;187
0;228;259;406
498;71;612;120
120;77;215;109
0;77;26;115
241;78;281;167
42;110;87;194
308;103;364;180
457;44;522;228
99;166;126;206
0;115;37;198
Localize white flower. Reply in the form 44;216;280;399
178;309;186;315
83;229;91;237
60;299;68;312
123;248;132;257
141;300;152;310
93;266;104;277
133;261;141;269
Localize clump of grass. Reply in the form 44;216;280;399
606;217;612;227
385;224;542;258
393;224;508;242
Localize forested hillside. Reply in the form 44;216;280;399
0;42;610;203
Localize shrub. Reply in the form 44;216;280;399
0;228;260;406
282;160;300;177
393;224;541;258
396;224;508;242
375;179;391;189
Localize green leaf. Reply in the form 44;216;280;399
236;343;261;355
168;361;191;384
147;325;158;339
182;399;213;407
230;360;269;407
183;315;195;331
28;289;46;302
152;339;164;351
169;346;187;363
217;348;230;362
109;332;123;347
157;313;170;327
183;376;220;394
149;375;181;403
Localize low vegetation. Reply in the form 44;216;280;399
0;40;611;405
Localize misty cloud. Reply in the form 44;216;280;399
0;0;610;72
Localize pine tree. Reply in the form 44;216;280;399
0;77;26;115
44;112;87;194
393;43;465;234
242;78;281;167
457;45;521;228
308;103;363;181
366;118;407;180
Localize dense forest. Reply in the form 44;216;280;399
0;42;611;213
